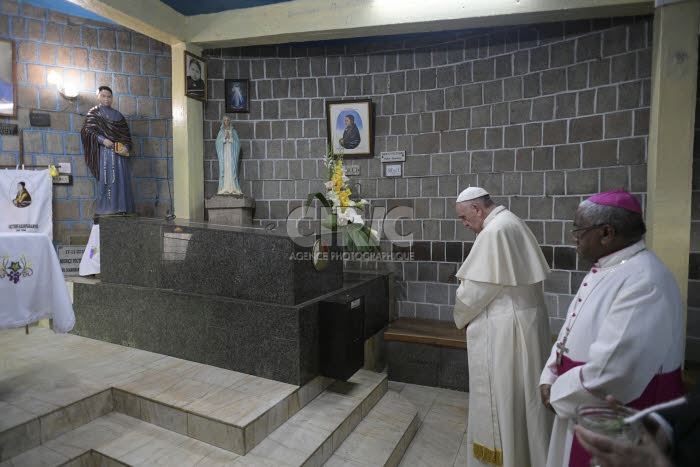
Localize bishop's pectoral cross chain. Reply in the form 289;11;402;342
556;336;569;365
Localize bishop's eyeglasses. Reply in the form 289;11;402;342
569;223;606;239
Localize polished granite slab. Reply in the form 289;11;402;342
72;272;390;386
98;217;343;306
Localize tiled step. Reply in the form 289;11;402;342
324;390;420;467
0;328;326;460
0;370;392;467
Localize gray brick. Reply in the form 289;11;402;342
503;77;522;101
637;49;651;78
569;115;603;142
54;200;80;220
530;46;549;71
576;34;601;62
567;63;588;90
541;68;566;95
600;166;629;191
435;111;450;131
530;196;552;218
420;68;436;90
473;58;494;82
566;168;599;194
503;172;521;194
513;50;529;75
604;111;632;138
555;144;581;169
478;173;503;195
445;86;463;109
578;89;595;116
543;120;567;145
485;128;503;149
504;125;523;148
456;62;472;83
484;80;503;104
611;53;636;83
66;134;81;154
522;172;544;195
426;89;445;111
532;96;554;121
619;81;641;109
494;149;515;172
45;133;63;154
556;92;577;118
441;130;467;153
630;164;647;192
492;103;509;126
603;26;627;57
533;146;553;170
523;73;541;98
510;100;531;124
582;140;617;167
471;105;491;128
467;129;484;150
524;123;542;146
451;153;470;175
551;40;575;67
546;171;565;195
463;83;483;106
596;85;617;113
495;55;512;78
544;221;565;245
515;148;533;171
619;137;646;165
413;133;440;155
589;58;611;87
554;196;580;220
471;151;493;172
509;196;528;219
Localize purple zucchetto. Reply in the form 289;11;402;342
587;189;642;214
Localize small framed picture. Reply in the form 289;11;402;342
224;79;250;113
385;164;402;177
326;99;373;158
0;39;16;117
184;51;207;102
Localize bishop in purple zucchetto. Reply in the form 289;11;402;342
587;189;642;214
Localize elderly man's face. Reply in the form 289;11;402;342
456;202;484;234
571;209;608;263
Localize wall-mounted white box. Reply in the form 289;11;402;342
385;164;402;177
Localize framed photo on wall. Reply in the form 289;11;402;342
224;79;250;113
326;99;373;158
184;51;207;102
0;39;16;117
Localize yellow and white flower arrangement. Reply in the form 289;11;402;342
306;146;379;252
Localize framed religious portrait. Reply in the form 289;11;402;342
326;99;373;158
0;39;16;117
224;79;250;113
184;51;207;102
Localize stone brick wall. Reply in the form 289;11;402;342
689;51;700;360
0;0;173;244
204;17;658;336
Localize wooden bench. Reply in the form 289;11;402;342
384;318;468;391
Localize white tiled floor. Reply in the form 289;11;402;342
0;327;470;466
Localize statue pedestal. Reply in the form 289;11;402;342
205;194;255;226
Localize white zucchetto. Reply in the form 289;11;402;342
456;186;489;203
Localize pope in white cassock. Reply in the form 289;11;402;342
454;187;553;467
539;189;684;467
